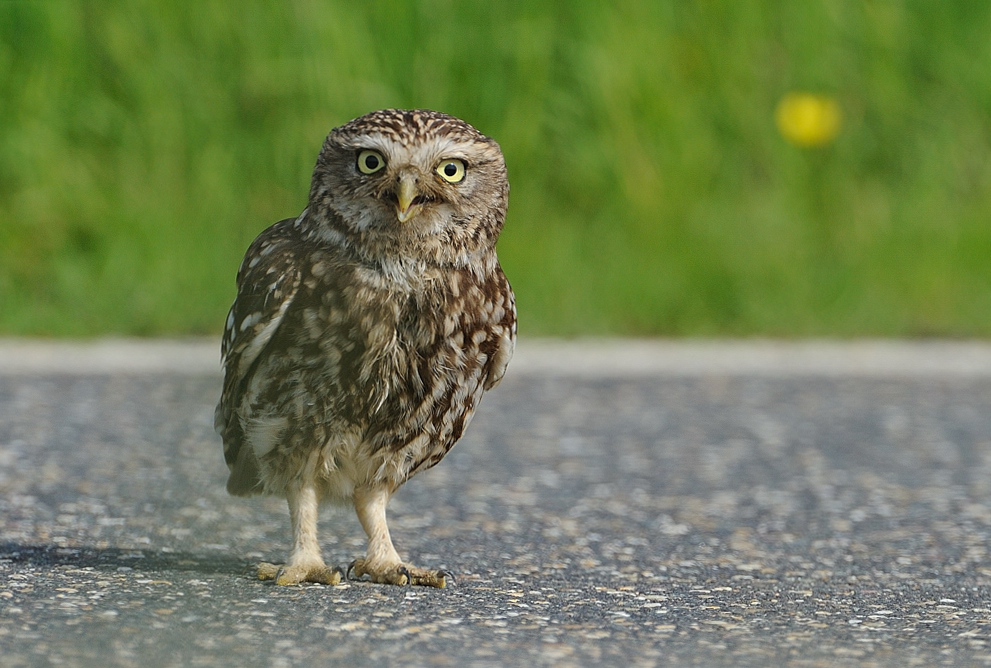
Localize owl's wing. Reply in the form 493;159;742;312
483;267;517;391
215;217;303;472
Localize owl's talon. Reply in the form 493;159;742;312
257;561;342;586
345;559;446;587
407;568;450;588
257;562;280;581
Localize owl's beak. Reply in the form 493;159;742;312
395;172;421;223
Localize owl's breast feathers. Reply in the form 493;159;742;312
215;216;515;493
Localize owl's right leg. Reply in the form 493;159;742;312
257;482;342;585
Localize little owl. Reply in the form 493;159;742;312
215;109;515;588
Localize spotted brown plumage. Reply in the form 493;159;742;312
215;109;515;587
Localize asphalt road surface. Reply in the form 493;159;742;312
3;340;991;667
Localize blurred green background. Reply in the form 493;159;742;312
1;1;990;337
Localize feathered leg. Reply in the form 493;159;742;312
348;483;449;588
258;482;342;585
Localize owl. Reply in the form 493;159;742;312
214;109;515;588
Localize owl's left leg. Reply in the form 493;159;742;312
348;483;449;588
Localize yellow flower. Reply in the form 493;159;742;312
775;93;841;147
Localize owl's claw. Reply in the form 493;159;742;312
257;561;343;586
346;559;360;581
348;558;449;588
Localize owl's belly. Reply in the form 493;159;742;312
249;333;490;498
357;335;490;452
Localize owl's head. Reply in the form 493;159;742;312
308;109;508;265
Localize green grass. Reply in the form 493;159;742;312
2;1;991;337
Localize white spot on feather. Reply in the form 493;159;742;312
239;312;262;331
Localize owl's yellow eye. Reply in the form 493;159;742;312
357;150;386;174
436;159;466;183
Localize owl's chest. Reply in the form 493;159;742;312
293;265;494;397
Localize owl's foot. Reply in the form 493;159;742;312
347;558;451;588
257;561;343;586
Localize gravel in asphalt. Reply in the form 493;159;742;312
1;341;991;666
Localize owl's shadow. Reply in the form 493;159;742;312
0;542;253;577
